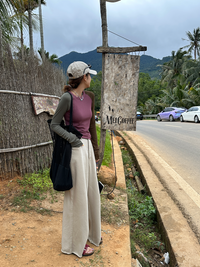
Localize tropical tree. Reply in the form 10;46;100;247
15;0;45;57
13;44;30;60
170;80;192;108
38;0;44;61
87;71;102;110
182;27;200;60
38;48;62;65
10;0;39;60
0;0;18;44
187;83;200;106
182;59;200;87
138;72;164;106
144;98;162;114
0;0;18;65
160;49;189;88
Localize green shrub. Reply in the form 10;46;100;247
96;126;112;167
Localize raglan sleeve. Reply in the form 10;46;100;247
50;93;83;147
87;92;99;160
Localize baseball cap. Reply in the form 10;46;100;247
67;61;97;79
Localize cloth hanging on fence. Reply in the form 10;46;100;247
31;95;59;115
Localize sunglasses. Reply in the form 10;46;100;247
83;64;91;74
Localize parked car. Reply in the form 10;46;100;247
157;107;186;122
180;106;200;123
137;111;143;120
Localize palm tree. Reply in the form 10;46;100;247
1;1;39;60
13;44;30;60
170;80;192;108
182;27;200;60
182;59;200;87
19;0;45;57
49;54;62;65
160;49;189;88
144;98;161;114
0;0;18;65
188;83;200;106
38;48;62;64
0;0;16;43
38;0;44;61
10;1;30;60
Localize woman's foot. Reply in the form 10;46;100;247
82;244;94;256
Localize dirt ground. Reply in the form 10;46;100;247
0;177;131;267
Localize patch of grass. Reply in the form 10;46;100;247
17;168;53;193
121;144;166;259
96;126;112;167
121;149;131;166
12;188;52;214
10;169;57;213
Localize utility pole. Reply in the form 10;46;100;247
98;0;108;170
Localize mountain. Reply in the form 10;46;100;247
140;55;171;79
59;49;171;79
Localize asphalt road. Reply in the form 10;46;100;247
134;120;200;194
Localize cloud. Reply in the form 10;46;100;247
28;0;200;60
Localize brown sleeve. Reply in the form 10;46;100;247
85;91;99;160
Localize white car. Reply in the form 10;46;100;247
180;106;200;123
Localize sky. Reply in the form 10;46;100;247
27;0;200;60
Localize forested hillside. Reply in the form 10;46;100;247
59;49;171;79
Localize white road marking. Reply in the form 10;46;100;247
140;139;200;208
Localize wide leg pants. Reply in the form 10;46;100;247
61;139;101;258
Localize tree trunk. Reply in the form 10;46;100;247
20;16;24;60
38;0;45;62
20;0;24;60
98;0;108;171
28;0;34;57
0;21;3;69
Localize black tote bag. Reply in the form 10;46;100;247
47;92;82;191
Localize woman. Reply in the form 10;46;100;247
50;61;101;257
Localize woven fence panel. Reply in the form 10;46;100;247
0;55;65;179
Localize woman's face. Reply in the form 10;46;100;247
85;74;91;88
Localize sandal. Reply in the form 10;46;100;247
82;244;94;257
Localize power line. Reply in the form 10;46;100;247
108;29;142;46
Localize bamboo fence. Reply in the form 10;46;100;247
0;50;65;179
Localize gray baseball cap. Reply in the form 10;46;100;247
67;61;97;79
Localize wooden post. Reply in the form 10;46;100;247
98;0;108;171
38;0;45;62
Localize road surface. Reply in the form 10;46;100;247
135;120;200;194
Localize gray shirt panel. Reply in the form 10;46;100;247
50;92;83;147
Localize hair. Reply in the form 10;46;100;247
63;73;90;92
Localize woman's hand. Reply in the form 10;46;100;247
96;159;99;170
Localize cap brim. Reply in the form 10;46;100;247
89;69;97;75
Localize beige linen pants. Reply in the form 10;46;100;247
61;139;101;258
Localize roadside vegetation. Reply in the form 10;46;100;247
121;146;167;266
